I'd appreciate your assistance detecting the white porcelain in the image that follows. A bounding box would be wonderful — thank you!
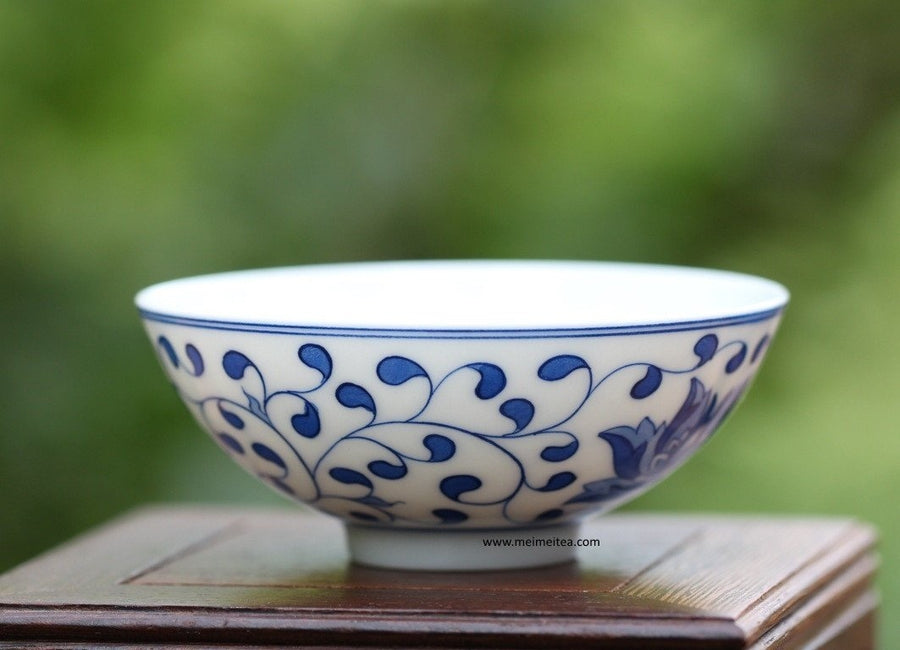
[136,260,788,570]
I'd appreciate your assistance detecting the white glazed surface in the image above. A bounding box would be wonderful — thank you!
[137,261,787,569]
[135,260,788,329]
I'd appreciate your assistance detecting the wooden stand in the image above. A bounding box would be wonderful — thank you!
[0,506,878,648]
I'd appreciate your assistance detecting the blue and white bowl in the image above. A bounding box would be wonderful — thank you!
[136,260,788,570]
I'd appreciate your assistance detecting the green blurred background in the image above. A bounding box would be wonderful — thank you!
[2,0,898,643]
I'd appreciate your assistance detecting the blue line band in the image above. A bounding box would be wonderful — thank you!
[137,307,784,339]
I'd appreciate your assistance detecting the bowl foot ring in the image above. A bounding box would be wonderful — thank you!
[345,522,581,571]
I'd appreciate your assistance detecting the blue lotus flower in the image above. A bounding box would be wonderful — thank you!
[566,378,746,506]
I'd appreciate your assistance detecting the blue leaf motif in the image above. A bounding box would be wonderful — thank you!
[251,442,286,469]
[751,334,770,363]
[185,344,204,375]
[540,440,578,462]
[336,383,376,414]
[537,471,576,492]
[726,343,747,374]
[218,404,245,430]
[368,459,408,480]
[218,433,244,454]
[704,393,719,425]
[565,477,636,504]
[630,365,662,399]
[268,477,294,495]
[329,467,373,489]
[500,398,534,432]
[694,334,718,367]
[538,355,588,381]
[423,434,455,462]
[298,344,332,381]
[290,401,321,438]
[433,508,468,524]
[357,495,396,508]
[655,378,705,452]
[466,363,506,399]
[599,418,657,480]
[350,511,379,522]
[377,356,428,385]
[222,350,253,380]
[246,394,266,421]
[440,474,482,501]
[157,336,179,368]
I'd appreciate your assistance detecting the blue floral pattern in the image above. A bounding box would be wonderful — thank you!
[151,328,773,528]
[564,376,744,506]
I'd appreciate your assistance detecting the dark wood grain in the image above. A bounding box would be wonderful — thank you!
[0,506,878,649]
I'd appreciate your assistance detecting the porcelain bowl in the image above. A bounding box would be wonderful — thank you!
[136,260,788,570]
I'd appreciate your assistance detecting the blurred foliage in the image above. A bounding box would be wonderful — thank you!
[1,0,899,643]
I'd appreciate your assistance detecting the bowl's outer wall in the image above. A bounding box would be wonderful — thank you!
[141,313,782,530]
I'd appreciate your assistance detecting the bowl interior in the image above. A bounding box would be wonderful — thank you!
[135,260,789,330]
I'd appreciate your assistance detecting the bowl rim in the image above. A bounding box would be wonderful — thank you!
[135,260,789,338]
